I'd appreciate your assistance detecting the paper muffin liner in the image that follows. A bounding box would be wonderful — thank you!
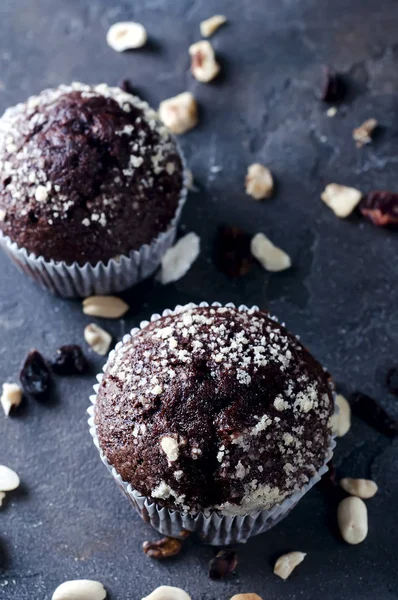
[0,154,188,298]
[88,301,336,545]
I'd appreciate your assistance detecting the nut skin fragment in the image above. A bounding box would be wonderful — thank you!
[106,21,147,52]
[251,233,291,272]
[200,15,227,37]
[245,164,274,200]
[331,394,351,437]
[84,324,112,356]
[321,183,362,218]
[337,496,368,544]
[142,586,191,600]
[0,465,20,492]
[230,595,263,600]
[189,41,220,83]
[83,295,129,319]
[143,536,183,559]
[340,478,378,499]
[1,382,23,416]
[353,118,378,148]
[274,551,306,580]
[52,579,107,600]
[158,92,198,135]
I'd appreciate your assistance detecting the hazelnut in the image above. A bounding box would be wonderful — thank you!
[200,15,227,37]
[158,92,198,135]
[106,21,147,52]
[353,118,378,148]
[321,183,362,218]
[189,41,220,83]
[245,163,274,199]
[251,233,291,272]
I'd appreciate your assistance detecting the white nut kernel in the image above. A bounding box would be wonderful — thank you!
[1,382,23,416]
[0,465,20,492]
[230,595,263,600]
[326,106,337,117]
[321,183,362,218]
[158,92,198,135]
[331,394,351,437]
[337,496,368,544]
[273,551,306,580]
[106,22,147,52]
[251,233,291,272]
[340,477,378,499]
[142,585,191,600]
[52,579,107,600]
[353,118,378,148]
[84,323,112,356]
[189,41,220,83]
[159,232,200,284]
[82,295,129,319]
[200,15,227,38]
[245,163,274,199]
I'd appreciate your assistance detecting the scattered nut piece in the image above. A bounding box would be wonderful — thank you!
[158,92,198,135]
[326,106,337,117]
[52,579,107,600]
[143,536,182,559]
[0,465,20,492]
[230,595,263,600]
[200,15,227,37]
[142,586,191,600]
[340,478,378,499]
[106,21,147,52]
[0,491,5,506]
[209,550,238,580]
[274,551,306,580]
[245,163,274,200]
[321,183,362,218]
[337,496,368,544]
[158,232,200,284]
[185,169,198,192]
[1,383,23,416]
[189,41,220,83]
[84,324,112,356]
[83,295,129,319]
[331,394,351,437]
[251,233,291,272]
[353,118,378,148]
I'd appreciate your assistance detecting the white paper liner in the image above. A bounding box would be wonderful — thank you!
[88,301,336,545]
[0,152,188,298]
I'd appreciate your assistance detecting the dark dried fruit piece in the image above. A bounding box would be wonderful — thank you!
[20,350,51,396]
[359,191,398,228]
[143,536,182,559]
[386,367,398,396]
[209,550,238,580]
[119,78,136,95]
[321,67,346,103]
[213,226,254,278]
[350,392,398,438]
[51,345,89,375]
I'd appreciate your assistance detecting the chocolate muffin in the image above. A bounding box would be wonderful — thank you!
[94,304,334,516]
[0,83,186,295]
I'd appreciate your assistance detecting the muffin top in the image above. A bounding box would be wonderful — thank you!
[0,83,183,265]
[95,304,334,515]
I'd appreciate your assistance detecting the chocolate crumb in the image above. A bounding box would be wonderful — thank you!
[359,191,398,228]
[51,345,89,375]
[321,67,346,103]
[20,350,51,396]
[143,536,183,559]
[386,367,398,397]
[209,550,238,580]
[350,392,398,438]
[213,226,254,278]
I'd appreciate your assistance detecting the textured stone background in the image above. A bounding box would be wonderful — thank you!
[0,0,397,599]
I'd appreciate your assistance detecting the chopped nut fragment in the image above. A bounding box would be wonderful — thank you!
[185,168,198,192]
[337,496,368,544]
[230,595,263,600]
[1,382,23,416]
[321,183,362,218]
[158,92,198,135]
[340,477,378,499]
[353,118,378,148]
[0,465,20,492]
[106,21,147,52]
[245,163,274,199]
[158,232,200,284]
[52,579,107,600]
[251,233,291,272]
[142,586,191,600]
[200,15,227,37]
[189,40,220,83]
[326,106,337,117]
[143,536,183,559]
[84,323,112,356]
[83,295,129,319]
[331,394,351,437]
[274,551,306,580]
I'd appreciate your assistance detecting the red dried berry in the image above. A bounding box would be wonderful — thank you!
[209,550,238,580]
[51,345,89,375]
[213,226,254,278]
[321,67,346,103]
[350,392,398,438]
[359,191,398,228]
[20,350,51,396]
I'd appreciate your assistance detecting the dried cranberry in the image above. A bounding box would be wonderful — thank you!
[142,536,182,559]
[213,226,254,278]
[209,550,238,580]
[119,78,135,95]
[20,350,51,396]
[51,345,89,375]
[359,191,398,228]
[321,67,346,102]
[350,392,398,438]
[386,367,398,396]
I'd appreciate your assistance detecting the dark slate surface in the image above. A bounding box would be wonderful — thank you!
[0,1,397,598]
